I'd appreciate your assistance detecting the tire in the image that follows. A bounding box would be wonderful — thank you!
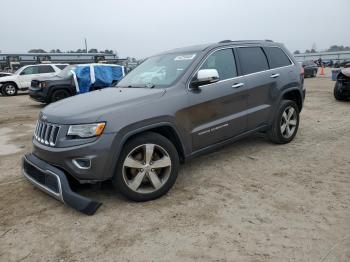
[50,89,70,103]
[113,132,180,202]
[2,83,17,96]
[333,82,345,101]
[267,100,300,144]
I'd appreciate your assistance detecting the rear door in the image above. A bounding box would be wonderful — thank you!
[263,46,295,106]
[236,46,278,130]
[186,48,248,151]
[38,65,56,77]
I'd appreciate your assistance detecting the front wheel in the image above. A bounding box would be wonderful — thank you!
[50,89,70,103]
[113,132,179,202]
[267,100,300,144]
[2,83,17,96]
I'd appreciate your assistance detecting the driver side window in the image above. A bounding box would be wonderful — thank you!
[20,66,39,75]
[200,49,237,80]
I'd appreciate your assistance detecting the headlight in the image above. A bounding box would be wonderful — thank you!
[67,122,106,138]
[39,82,48,88]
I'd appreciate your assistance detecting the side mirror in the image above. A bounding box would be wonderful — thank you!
[191,69,219,88]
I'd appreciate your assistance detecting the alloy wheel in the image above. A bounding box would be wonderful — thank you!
[122,143,172,193]
[280,106,297,138]
[5,85,16,95]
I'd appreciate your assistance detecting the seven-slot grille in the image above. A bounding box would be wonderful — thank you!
[34,121,60,146]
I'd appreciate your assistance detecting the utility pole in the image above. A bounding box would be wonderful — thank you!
[85,38,88,53]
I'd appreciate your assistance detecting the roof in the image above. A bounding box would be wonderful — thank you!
[159,40,279,55]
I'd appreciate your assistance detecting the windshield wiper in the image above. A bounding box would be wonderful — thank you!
[116,84,156,89]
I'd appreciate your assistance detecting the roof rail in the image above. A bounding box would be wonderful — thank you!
[218,39,274,44]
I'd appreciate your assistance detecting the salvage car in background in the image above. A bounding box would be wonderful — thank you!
[302,60,318,77]
[29,64,125,103]
[0,64,68,96]
[334,68,350,101]
[0,72,12,78]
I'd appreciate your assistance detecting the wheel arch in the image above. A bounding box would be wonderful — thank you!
[281,88,303,112]
[119,123,186,163]
[2,81,18,89]
[48,86,74,97]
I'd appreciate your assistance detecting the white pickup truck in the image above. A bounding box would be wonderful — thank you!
[0,64,68,96]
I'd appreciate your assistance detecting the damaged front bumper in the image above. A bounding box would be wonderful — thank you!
[22,153,102,215]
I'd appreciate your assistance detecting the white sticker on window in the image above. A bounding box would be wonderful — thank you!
[174,54,196,61]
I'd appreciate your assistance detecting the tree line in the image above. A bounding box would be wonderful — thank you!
[27,48,116,54]
[294,44,350,54]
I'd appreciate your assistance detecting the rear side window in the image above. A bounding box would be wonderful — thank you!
[38,65,55,73]
[200,48,237,80]
[264,47,292,68]
[237,47,269,74]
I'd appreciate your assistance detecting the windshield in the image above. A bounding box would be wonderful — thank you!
[56,65,76,78]
[14,67,23,75]
[117,52,197,88]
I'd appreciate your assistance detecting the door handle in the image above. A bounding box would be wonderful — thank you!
[232,83,244,88]
[270,73,280,78]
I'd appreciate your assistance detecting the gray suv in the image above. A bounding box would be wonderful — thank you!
[22,40,305,214]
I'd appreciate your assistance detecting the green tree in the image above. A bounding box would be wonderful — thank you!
[28,49,47,53]
[88,48,98,53]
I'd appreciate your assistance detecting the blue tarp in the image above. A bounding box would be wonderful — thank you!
[74,64,124,94]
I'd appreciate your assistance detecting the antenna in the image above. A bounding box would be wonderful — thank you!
[85,38,88,53]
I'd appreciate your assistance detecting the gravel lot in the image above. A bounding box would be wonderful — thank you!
[0,70,349,262]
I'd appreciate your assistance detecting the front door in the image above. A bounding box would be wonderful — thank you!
[184,48,248,151]
[18,66,39,88]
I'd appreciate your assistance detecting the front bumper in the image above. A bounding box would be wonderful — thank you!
[29,86,47,103]
[22,153,102,215]
[32,132,118,182]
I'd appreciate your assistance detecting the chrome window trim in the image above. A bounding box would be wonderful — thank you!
[187,45,295,90]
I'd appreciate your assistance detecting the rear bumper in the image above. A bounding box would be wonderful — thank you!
[22,153,102,215]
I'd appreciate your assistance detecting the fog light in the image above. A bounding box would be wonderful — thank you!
[72,158,91,169]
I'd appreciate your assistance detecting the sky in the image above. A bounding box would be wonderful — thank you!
[1,0,349,58]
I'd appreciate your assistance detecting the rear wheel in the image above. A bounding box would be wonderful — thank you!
[50,89,70,103]
[267,100,300,144]
[113,132,179,202]
[2,83,17,96]
[333,82,345,101]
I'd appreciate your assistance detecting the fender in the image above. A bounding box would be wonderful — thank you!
[268,87,303,125]
[48,85,75,98]
[1,81,18,88]
[105,121,186,180]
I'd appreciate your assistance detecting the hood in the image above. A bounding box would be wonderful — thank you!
[32,75,67,82]
[42,87,165,124]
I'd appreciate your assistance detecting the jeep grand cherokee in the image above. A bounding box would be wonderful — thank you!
[22,40,305,214]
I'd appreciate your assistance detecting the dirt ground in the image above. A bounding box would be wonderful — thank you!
[0,69,349,262]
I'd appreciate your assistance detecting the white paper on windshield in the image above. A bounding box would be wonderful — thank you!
[174,54,196,61]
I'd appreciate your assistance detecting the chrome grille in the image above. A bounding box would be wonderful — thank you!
[34,121,60,146]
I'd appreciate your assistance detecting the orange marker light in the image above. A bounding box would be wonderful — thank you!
[95,123,106,136]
